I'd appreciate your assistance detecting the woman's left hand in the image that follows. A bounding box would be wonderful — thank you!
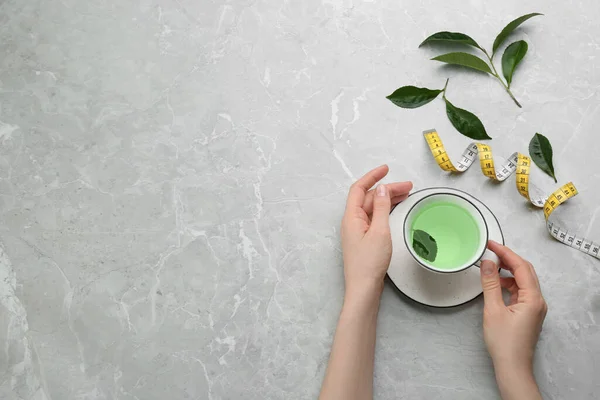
[341,165,413,298]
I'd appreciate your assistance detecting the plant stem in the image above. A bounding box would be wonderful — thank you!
[483,50,522,108]
[442,78,449,100]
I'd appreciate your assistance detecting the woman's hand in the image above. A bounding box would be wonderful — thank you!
[341,165,413,299]
[480,240,547,400]
[319,165,412,400]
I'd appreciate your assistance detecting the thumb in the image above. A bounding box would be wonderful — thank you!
[480,260,504,309]
[370,184,391,233]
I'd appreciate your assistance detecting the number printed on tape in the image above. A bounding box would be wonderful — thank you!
[423,129,599,260]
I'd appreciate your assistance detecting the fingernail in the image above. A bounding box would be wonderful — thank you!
[377,184,386,197]
[481,261,496,276]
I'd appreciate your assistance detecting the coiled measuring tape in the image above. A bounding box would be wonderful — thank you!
[424,129,600,259]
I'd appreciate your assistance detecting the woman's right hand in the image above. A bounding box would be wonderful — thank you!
[480,240,548,400]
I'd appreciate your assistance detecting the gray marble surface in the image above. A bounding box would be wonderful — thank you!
[1,0,599,399]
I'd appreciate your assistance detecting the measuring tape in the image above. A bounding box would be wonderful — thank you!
[423,129,600,259]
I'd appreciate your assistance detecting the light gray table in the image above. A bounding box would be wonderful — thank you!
[1,1,599,399]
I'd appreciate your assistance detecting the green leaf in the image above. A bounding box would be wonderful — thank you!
[431,52,492,74]
[493,13,543,54]
[529,133,557,182]
[502,40,528,87]
[386,86,443,109]
[412,230,438,262]
[445,98,492,140]
[420,31,482,50]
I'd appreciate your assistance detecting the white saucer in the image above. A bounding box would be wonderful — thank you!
[387,187,504,308]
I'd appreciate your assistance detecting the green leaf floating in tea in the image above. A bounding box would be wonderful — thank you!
[412,230,438,262]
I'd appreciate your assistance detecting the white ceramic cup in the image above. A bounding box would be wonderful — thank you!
[403,192,499,273]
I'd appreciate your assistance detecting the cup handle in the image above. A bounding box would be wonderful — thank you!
[475,249,500,268]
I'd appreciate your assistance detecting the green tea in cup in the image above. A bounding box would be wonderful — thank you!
[403,193,498,273]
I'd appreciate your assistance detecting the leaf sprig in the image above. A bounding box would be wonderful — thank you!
[387,79,491,140]
[420,13,543,108]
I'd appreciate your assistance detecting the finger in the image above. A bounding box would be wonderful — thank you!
[366,193,409,217]
[390,193,410,207]
[488,241,540,291]
[528,261,541,290]
[480,260,504,309]
[369,184,391,233]
[363,181,413,214]
[500,277,519,305]
[366,194,409,219]
[500,277,517,292]
[345,165,389,211]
